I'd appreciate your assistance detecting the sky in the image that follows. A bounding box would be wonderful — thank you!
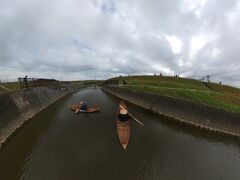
[0,0,240,87]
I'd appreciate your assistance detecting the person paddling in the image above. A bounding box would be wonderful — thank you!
[74,101,88,113]
[118,105,131,122]
[79,101,88,112]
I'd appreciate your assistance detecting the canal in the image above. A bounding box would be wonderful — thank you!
[0,87,240,180]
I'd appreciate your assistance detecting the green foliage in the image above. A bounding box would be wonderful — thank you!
[1,82,20,91]
[112,75,240,113]
[128,76,210,90]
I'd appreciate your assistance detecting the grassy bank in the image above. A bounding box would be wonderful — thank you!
[0,82,20,91]
[108,76,240,113]
[1,80,103,92]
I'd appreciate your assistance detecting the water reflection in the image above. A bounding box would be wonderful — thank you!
[0,87,239,180]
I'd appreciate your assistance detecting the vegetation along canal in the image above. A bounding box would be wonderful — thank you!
[0,87,240,179]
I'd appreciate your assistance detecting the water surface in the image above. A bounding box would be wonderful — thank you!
[0,87,240,180]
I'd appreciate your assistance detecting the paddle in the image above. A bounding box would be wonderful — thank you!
[128,112,144,126]
[119,105,144,126]
[69,105,80,114]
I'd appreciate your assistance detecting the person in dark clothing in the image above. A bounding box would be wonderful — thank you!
[123,79,128,85]
[80,101,88,112]
[118,106,131,122]
[74,101,88,113]
[24,75,28,88]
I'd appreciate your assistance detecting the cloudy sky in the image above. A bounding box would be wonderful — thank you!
[0,0,240,86]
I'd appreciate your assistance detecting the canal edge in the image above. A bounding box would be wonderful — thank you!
[0,89,75,152]
[102,85,240,138]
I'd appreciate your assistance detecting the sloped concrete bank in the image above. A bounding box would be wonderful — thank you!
[0,87,72,150]
[103,85,240,137]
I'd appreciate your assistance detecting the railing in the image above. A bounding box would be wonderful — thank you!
[18,78,59,88]
[102,79,119,85]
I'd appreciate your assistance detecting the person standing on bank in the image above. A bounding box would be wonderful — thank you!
[24,75,28,88]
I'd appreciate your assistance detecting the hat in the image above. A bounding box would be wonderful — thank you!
[120,108,128,115]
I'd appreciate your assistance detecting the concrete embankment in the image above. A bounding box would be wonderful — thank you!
[103,85,240,137]
[0,87,71,150]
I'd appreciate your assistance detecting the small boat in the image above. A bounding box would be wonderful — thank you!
[116,100,130,150]
[70,105,100,113]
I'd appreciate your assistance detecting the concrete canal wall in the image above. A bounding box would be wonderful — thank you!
[0,87,70,150]
[103,85,240,137]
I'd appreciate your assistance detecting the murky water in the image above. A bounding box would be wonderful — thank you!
[0,87,240,180]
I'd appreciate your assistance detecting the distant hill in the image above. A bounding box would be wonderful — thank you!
[105,75,240,113]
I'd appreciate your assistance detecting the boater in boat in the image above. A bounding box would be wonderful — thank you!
[70,101,100,113]
[118,105,131,122]
[117,101,131,150]
[79,101,88,112]
[75,101,88,113]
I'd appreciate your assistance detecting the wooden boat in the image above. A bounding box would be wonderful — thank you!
[70,105,100,113]
[116,100,130,150]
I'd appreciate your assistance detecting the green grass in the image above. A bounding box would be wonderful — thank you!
[107,76,240,113]
[1,82,21,91]
[128,75,210,91]
[207,82,240,96]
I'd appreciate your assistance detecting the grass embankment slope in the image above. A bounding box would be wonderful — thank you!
[109,76,240,113]
[0,82,20,91]
[1,80,103,91]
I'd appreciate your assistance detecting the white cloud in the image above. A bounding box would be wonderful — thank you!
[166,35,182,54]
[190,35,208,58]
[152,64,174,75]
[211,48,221,58]
[0,0,240,87]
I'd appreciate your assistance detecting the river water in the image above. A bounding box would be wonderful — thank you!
[0,87,240,180]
